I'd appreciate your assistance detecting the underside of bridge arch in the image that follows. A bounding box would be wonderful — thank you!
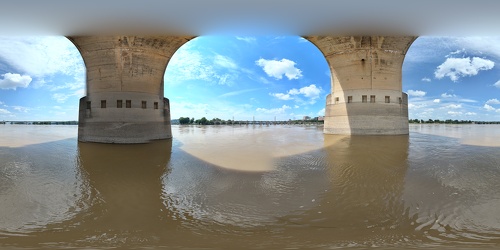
[68,36,194,143]
[306,36,417,135]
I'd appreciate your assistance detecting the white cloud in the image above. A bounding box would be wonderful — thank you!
[0,37,85,108]
[0,73,32,90]
[236,36,256,43]
[52,89,84,103]
[295,84,322,99]
[270,84,322,103]
[12,106,30,112]
[317,108,325,116]
[447,111,463,116]
[433,99,441,103]
[0,36,84,85]
[52,93,70,103]
[453,37,500,61]
[494,80,500,88]
[459,98,477,103]
[271,93,293,100]
[47,81,85,92]
[214,54,237,69]
[407,89,426,97]
[441,93,457,98]
[447,49,466,56]
[465,112,477,116]
[445,104,462,109]
[218,88,262,98]
[167,46,205,80]
[165,44,242,86]
[484,104,496,111]
[421,77,431,82]
[255,105,291,115]
[486,98,500,105]
[0,108,10,114]
[434,57,495,82]
[257,77,272,84]
[408,103,426,109]
[407,37,500,65]
[294,105,299,108]
[255,58,302,80]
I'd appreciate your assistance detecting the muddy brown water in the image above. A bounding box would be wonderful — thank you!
[1,124,500,249]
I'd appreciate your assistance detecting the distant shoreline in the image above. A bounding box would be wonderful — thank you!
[409,119,500,125]
[2,120,499,126]
[0,121,78,125]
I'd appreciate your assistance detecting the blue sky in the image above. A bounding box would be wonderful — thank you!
[0,36,499,121]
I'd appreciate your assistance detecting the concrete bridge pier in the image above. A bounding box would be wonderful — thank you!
[307,36,416,135]
[69,36,192,143]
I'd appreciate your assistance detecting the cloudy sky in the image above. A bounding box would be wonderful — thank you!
[0,36,499,121]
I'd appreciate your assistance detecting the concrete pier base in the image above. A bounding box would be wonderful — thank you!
[324,92,409,135]
[78,96,172,143]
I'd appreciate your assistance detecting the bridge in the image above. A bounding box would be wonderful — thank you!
[2,0,499,143]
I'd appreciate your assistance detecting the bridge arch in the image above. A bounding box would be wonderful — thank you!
[67,36,193,143]
[67,35,416,143]
[305,36,418,135]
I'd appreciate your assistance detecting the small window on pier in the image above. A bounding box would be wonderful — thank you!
[335,97,339,104]
[399,97,402,104]
[126,100,131,108]
[362,95,367,103]
[370,95,376,103]
[86,101,91,109]
[142,101,147,109]
[117,100,123,108]
[101,100,106,108]
[347,96,352,103]
[385,96,390,103]
[154,102,158,109]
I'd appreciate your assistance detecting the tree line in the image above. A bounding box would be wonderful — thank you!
[409,119,500,124]
[179,117,233,125]
[1,121,78,125]
[178,117,324,125]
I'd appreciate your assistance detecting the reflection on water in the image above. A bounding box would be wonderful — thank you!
[175,125,327,171]
[0,137,84,235]
[0,139,175,247]
[405,129,500,245]
[273,135,412,248]
[74,140,174,243]
[0,125,500,249]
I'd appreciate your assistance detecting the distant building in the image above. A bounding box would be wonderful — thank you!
[303,116,311,120]
[318,116,324,121]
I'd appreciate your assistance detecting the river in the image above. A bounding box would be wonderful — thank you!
[1,124,500,249]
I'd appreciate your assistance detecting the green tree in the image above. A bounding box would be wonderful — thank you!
[199,117,208,125]
[179,117,190,124]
